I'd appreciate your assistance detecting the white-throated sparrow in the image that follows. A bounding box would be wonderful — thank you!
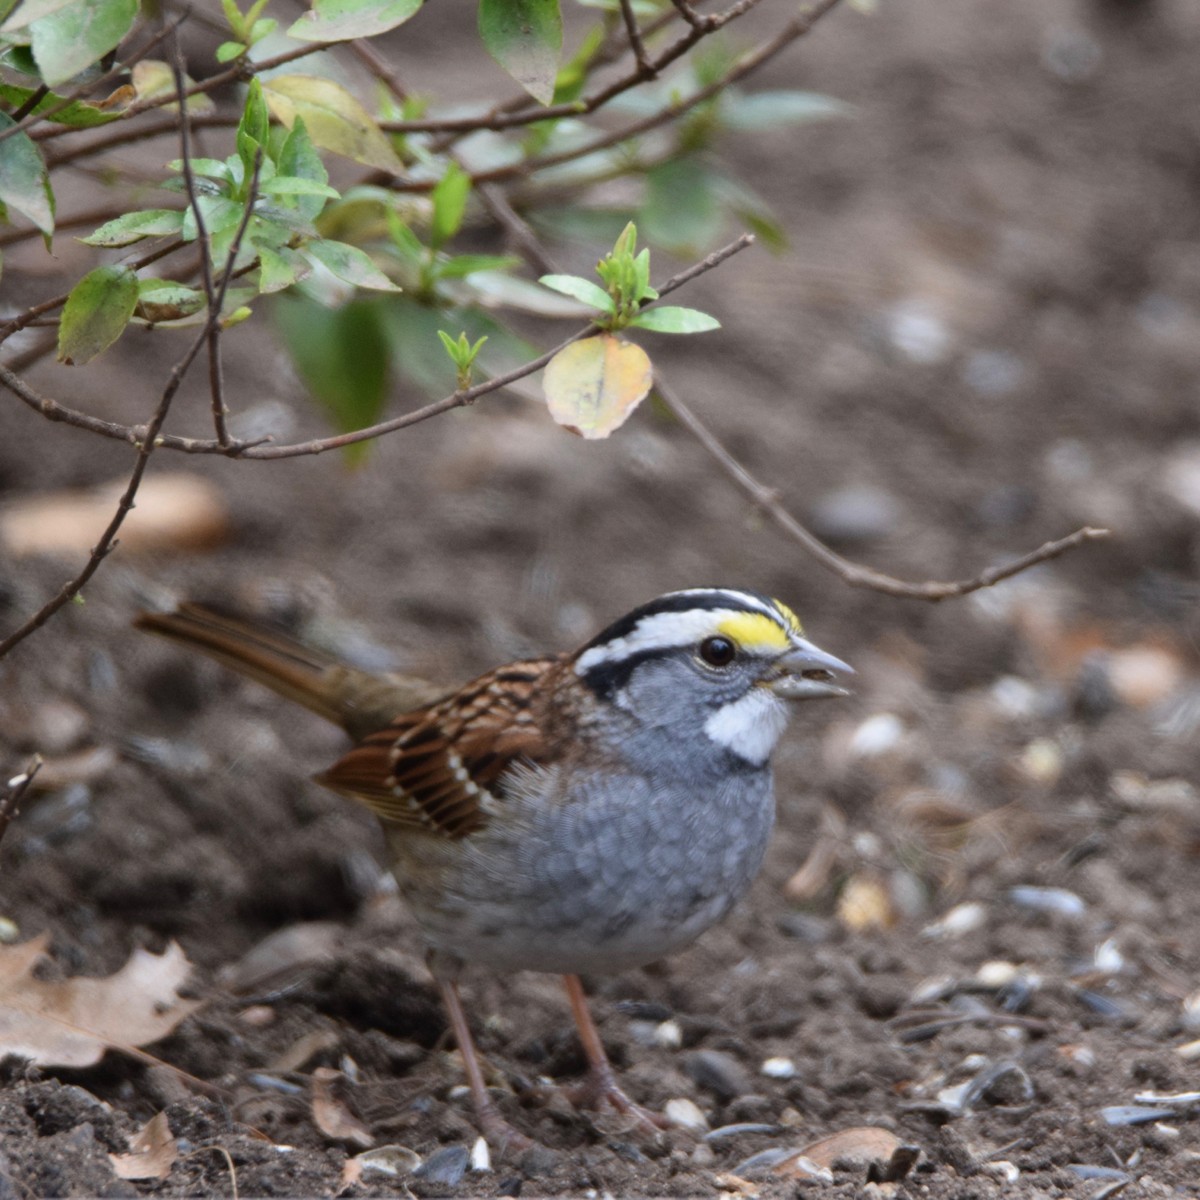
[136,588,851,1149]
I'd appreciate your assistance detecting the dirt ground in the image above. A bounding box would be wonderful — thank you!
[2,0,1200,1195]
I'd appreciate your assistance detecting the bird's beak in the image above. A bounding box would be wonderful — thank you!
[766,637,854,701]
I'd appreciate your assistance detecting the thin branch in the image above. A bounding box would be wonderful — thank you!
[671,0,717,32]
[386,0,770,139]
[653,374,1111,600]
[10,85,49,123]
[1,235,755,460]
[0,757,41,856]
[0,165,263,659]
[462,0,842,190]
[170,36,230,445]
[618,0,656,76]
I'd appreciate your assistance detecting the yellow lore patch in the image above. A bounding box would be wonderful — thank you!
[717,606,801,653]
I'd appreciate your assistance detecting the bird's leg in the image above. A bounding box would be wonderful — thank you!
[560,974,670,1131]
[437,979,533,1155]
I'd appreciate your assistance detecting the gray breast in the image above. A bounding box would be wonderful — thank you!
[394,764,776,976]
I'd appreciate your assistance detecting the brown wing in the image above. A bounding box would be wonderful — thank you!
[314,658,560,838]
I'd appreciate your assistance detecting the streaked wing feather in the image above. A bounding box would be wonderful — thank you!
[315,657,559,838]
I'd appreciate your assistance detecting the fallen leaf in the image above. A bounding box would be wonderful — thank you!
[311,1066,373,1148]
[543,334,653,438]
[836,873,896,932]
[0,935,200,1068]
[798,1126,902,1170]
[0,473,229,560]
[109,1111,178,1180]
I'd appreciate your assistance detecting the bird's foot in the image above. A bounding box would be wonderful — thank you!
[476,1102,536,1158]
[564,1063,670,1134]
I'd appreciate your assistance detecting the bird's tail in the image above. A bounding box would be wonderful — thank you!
[134,603,442,739]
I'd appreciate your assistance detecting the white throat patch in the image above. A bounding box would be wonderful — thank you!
[703,687,789,765]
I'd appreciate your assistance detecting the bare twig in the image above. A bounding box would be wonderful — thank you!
[169,37,230,445]
[1,235,755,461]
[0,757,41,855]
[618,0,656,76]
[671,0,717,32]
[653,373,1111,600]
[10,85,50,123]
[461,0,842,190]
[0,163,263,660]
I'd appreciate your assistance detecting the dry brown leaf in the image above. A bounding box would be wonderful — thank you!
[311,1067,373,1148]
[0,934,200,1067]
[798,1125,902,1170]
[0,473,229,560]
[109,1111,178,1180]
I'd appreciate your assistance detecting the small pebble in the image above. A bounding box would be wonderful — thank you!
[983,1161,1020,1183]
[922,902,986,939]
[1008,885,1085,917]
[654,1018,683,1049]
[974,960,1019,988]
[1100,1106,1175,1127]
[1017,738,1062,785]
[760,1057,796,1080]
[414,1145,469,1187]
[1174,1038,1200,1061]
[691,1143,716,1167]
[847,713,905,758]
[808,485,900,543]
[0,917,19,944]
[470,1137,490,1172]
[664,1097,709,1133]
[705,1123,780,1143]
[354,1145,421,1177]
[1092,938,1124,975]
[684,1049,754,1101]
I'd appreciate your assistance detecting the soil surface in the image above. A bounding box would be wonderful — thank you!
[3,0,1200,1196]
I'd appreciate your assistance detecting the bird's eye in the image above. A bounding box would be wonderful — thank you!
[699,636,736,667]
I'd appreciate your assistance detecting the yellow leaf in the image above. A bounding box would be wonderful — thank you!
[130,61,214,114]
[543,334,652,439]
[262,74,402,172]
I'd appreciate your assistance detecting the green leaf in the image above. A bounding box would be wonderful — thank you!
[543,333,652,438]
[629,305,720,334]
[276,117,329,221]
[478,0,562,106]
[262,75,403,172]
[82,208,183,247]
[134,278,205,323]
[641,156,721,256]
[274,294,392,463]
[435,253,520,280]
[430,162,469,249]
[0,112,53,234]
[166,157,232,181]
[287,0,422,42]
[261,176,340,199]
[256,243,310,293]
[181,195,243,242]
[305,239,400,291]
[57,264,138,364]
[215,40,245,62]
[29,0,137,87]
[0,82,119,127]
[237,77,270,185]
[721,89,850,132]
[538,273,613,313]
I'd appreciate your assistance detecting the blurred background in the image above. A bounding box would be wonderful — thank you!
[1,0,1198,1192]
